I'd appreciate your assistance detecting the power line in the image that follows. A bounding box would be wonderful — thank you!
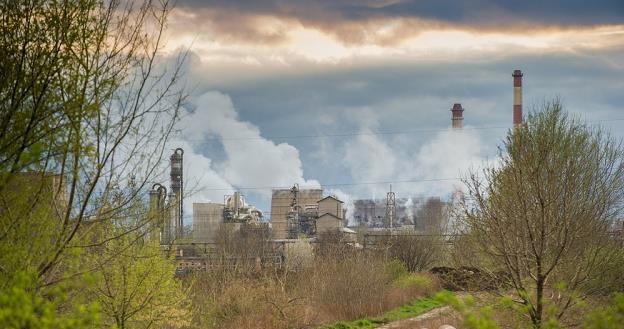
[179,125,510,143]
[193,177,461,191]
[178,118,624,143]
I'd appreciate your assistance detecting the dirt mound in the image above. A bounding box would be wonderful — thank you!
[430,266,502,291]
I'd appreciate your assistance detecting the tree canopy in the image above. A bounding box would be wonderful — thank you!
[459,100,624,328]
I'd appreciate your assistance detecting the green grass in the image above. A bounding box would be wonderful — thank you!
[320,297,444,329]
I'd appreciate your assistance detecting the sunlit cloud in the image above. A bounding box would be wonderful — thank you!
[164,12,624,66]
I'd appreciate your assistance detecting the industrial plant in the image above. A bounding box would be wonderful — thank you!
[148,69,527,269]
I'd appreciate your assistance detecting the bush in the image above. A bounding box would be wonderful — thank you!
[584,293,624,329]
[386,234,443,272]
[188,238,441,328]
[302,255,392,320]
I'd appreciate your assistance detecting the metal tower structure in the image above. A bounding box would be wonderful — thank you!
[170,148,184,240]
[385,185,396,229]
[287,184,300,238]
[148,183,168,243]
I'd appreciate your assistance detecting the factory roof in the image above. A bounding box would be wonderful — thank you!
[318,213,342,220]
[318,195,344,203]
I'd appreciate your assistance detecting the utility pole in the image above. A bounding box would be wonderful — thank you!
[385,185,396,230]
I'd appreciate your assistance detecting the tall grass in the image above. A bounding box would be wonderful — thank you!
[186,240,441,329]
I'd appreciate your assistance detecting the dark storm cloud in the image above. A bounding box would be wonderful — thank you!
[179,0,624,24]
[336,1,624,26]
[176,0,624,44]
[169,0,624,46]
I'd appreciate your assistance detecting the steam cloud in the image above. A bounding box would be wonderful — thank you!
[177,91,320,215]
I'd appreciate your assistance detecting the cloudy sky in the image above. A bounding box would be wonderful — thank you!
[160,0,624,222]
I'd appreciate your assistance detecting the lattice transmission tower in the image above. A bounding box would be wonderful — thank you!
[385,185,396,229]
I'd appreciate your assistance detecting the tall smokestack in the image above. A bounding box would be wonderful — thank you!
[170,148,184,239]
[451,103,464,129]
[513,69,523,125]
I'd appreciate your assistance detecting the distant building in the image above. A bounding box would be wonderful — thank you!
[316,196,345,234]
[352,198,420,228]
[1,172,67,220]
[270,187,323,239]
[352,196,449,232]
[192,192,263,244]
[192,203,224,243]
[317,213,343,233]
[270,186,347,239]
[318,196,344,219]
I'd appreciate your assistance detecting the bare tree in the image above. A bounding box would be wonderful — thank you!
[458,101,624,328]
[387,234,441,272]
[382,197,448,272]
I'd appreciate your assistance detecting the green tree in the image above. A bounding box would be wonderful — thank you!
[86,234,189,329]
[0,0,184,286]
[0,270,100,329]
[458,101,624,328]
[78,176,190,329]
[0,0,186,325]
[584,293,624,329]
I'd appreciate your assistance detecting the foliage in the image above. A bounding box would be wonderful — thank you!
[0,0,184,287]
[458,101,624,328]
[436,292,624,329]
[385,234,443,272]
[86,236,190,329]
[79,181,191,329]
[188,238,440,329]
[584,293,624,329]
[393,273,433,290]
[435,291,501,329]
[0,270,99,329]
[0,0,185,325]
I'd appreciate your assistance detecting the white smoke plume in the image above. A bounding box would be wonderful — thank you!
[339,113,488,224]
[179,91,319,203]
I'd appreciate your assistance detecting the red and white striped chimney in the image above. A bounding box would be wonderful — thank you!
[512,70,523,125]
[451,103,464,129]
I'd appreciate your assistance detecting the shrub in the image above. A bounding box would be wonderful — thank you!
[584,293,624,329]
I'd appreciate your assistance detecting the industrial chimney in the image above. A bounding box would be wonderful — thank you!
[451,103,464,129]
[513,70,523,125]
[170,148,184,239]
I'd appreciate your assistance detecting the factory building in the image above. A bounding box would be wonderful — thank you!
[270,186,347,239]
[318,196,343,219]
[192,203,224,243]
[192,192,264,244]
[270,186,323,239]
[316,196,345,233]
[1,172,68,222]
[352,196,450,233]
[353,198,419,228]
